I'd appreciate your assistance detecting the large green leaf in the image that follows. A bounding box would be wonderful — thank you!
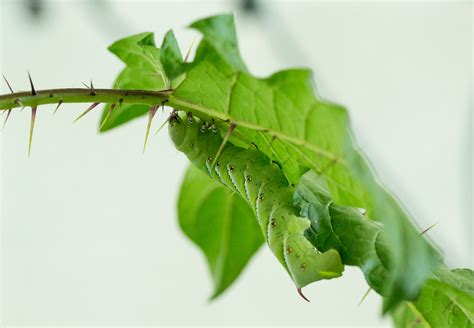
[99,32,167,132]
[168,14,441,310]
[392,267,474,327]
[99,14,443,311]
[294,170,390,295]
[178,165,263,299]
[295,170,473,327]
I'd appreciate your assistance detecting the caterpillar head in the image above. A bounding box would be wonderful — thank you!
[168,111,200,153]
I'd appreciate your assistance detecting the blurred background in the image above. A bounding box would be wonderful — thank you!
[0,0,471,326]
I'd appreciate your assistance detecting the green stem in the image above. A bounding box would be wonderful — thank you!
[0,88,170,110]
[0,87,341,163]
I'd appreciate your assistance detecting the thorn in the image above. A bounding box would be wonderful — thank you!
[211,122,236,169]
[357,288,372,307]
[73,103,99,123]
[81,81,89,89]
[184,37,197,63]
[153,115,171,136]
[297,287,310,302]
[143,106,158,153]
[28,71,37,95]
[420,222,439,235]
[53,100,63,115]
[2,74,14,93]
[2,109,12,129]
[99,103,116,130]
[28,106,37,157]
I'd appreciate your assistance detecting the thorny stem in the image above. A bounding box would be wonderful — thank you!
[0,87,341,163]
[0,88,170,110]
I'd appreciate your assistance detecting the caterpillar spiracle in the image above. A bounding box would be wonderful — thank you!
[169,112,344,299]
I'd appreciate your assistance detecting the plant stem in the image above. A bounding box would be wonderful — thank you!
[0,87,341,163]
[0,88,170,110]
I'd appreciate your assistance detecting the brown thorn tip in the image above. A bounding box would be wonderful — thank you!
[297,288,310,302]
[90,80,96,95]
[53,100,63,115]
[420,222,439,235]
[73,102,99,123]
[27,71,36,95]
[28,106,37,157]
[2,74,14,93]
[3,109,12,128]
[184,37,197,63]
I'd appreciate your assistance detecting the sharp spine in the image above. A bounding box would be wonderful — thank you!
[28,106,37,157]
[73,103,99,123]
[143,105,158,153]
[28,72,37,96]
[2,74,14,93]
[53,100,63,115]
[3,109,12,128]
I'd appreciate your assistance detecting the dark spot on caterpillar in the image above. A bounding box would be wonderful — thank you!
[229,165,235,172]
[142,96,145,99]
[169,110,180,124]
[210,124,217,134]
[259,193,265,201]
[186,112,193,124]
[125,91,129,96]
[245,175,252,182]
[301,263,306,271]
[286,247,293,254]
[189,141,195,148]
[270,219,277,228]
[250,142,259,150]
[49,94,53,98]
[200,123,207,132]
[216,161,220,167]
[207,156,213,162]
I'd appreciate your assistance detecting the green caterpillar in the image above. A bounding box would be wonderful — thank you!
[168,112,344,299]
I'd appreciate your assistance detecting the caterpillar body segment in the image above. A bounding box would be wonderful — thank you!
[169,113,344,291]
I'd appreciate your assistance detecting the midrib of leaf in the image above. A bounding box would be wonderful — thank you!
[167,96,342,162]
[406,302,431,328]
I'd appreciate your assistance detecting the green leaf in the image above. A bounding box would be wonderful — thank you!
[392,267,474,327]
[168,14,442,309]
[160,30,186,87]
[100,14,443,309]
[294,170,391,295]
[294,171,473,326]
[178,165,263,298]
[190,14,247,72]
[99,32,168,132]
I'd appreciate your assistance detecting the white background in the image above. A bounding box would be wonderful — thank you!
[0,1,472,326]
